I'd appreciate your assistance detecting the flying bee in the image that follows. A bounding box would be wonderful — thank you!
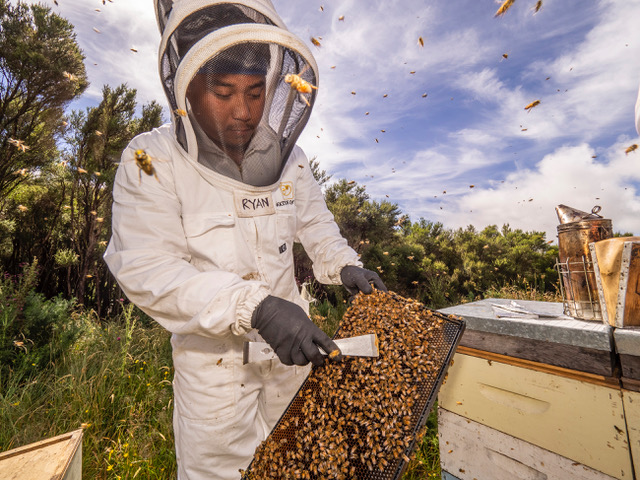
[524,99,540,111]
[174,108,187,117]
[625,144,638,155]
[495,0,516,17]
[418,36,424,47]
[533,0,543,13]
[310,36,322,48]
[284,66,318,107]
[62,71,78,81]
[132,149,160,184]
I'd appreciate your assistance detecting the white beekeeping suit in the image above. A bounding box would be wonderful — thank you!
[103,1,385,479]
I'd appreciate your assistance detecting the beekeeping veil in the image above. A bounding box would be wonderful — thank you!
[155,0,319,185]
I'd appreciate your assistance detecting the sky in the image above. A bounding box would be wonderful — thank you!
[23,0,640,241]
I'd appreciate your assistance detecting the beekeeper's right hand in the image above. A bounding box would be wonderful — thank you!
[251,295,342,367]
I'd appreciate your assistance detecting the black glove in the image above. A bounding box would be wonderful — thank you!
[251,295,342,367]
[340,265,388,295]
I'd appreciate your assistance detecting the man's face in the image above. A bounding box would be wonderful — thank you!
[186,73,266,158]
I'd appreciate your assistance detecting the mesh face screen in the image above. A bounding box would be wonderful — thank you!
[185,42,315,177]
[160,4,275,150]
[242,290,465,480]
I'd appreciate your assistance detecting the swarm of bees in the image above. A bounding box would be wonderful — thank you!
[242,290,463,480]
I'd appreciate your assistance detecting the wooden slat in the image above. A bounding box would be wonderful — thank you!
[459,328,615,376]
[438,408,620,480]
[621,377,640,393]
[438,353,632,479]
[620,353,640,382]
[457,346,619,388]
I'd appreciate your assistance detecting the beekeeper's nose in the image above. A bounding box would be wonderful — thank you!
[232,96,251,121]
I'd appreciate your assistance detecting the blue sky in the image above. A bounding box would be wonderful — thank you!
[27,0,640,240]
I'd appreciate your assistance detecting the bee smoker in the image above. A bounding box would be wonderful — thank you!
[555,205,612,321]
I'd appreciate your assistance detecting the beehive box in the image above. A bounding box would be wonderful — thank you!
[242,290,464,480]
[0,429,83,480]
[438,408,619,480]
[438,353,632,479]
[439,298,616,377]
[622,389,640,476]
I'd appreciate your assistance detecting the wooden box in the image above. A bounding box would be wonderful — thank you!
[0,429,83,480]
[438,408,619,480]
[623,389,640,476]
[591,238,640,327]
[438,353,632,479]
[439,299,616,377]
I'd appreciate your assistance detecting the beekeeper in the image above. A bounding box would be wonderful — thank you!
[104,1,386,479]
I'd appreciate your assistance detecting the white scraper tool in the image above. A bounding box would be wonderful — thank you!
[243,333,379,365]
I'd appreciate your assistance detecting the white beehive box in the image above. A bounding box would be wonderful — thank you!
[438,408,619,480]
[438,353,632,479]
[0,429,83,480]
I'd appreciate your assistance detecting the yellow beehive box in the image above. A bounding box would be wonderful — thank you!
[438,353,632,479]
[0,429,83,480]
[623,389,640,477]
[438,408,619,480]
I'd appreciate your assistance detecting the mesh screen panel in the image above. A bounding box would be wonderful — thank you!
[242,290,465,480]
[160,4,274,113]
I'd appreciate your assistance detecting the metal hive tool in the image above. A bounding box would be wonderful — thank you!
[242,290,465,480]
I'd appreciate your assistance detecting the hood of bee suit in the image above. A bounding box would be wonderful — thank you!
[155,0,319,186]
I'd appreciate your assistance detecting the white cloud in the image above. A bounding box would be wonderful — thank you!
[439,141,640,240]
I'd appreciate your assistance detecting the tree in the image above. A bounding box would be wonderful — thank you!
[2,85,163,315]
[59,85,163,312]
[0,0,87,197]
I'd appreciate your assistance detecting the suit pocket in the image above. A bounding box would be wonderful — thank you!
[182,213,236,270]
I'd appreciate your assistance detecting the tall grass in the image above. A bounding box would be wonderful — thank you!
[0,299,175,479]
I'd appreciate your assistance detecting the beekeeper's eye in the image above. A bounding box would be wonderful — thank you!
[213,89,233,99]
[247,85,265,99]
